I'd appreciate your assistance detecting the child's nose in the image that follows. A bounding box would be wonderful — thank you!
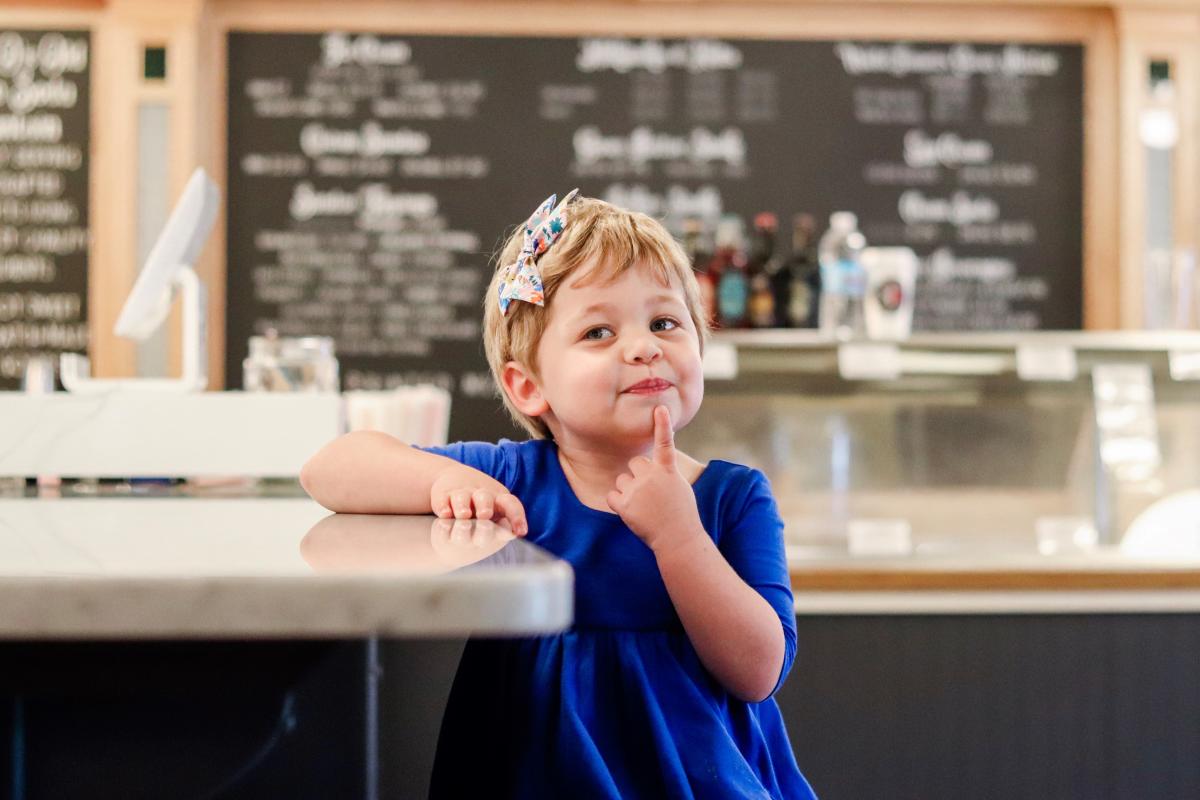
[625,334,663,364]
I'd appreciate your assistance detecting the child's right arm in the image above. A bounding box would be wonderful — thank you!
[300,431,527,534]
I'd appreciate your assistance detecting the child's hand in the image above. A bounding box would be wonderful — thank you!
[430,465,528,537]
[607,405,704,554]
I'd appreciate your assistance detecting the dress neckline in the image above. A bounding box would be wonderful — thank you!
[541,440,716,520]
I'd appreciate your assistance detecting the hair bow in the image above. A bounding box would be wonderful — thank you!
[497,189,579,315]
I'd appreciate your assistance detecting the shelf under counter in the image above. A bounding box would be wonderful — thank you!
[712,329,1200,353]
[789,546,1200,613]
[706,328,1200,382]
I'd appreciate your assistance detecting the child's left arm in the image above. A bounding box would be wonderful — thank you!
[607,407,786,704]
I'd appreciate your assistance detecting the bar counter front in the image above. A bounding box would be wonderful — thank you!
[776,543,1200,800]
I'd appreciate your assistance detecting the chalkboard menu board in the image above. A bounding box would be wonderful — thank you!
[227,32,1083,440]
[0,29,89,390]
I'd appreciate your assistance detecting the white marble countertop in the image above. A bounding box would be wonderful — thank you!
[0,497,573,639]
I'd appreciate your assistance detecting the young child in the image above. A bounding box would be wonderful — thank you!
[301,192,818,799]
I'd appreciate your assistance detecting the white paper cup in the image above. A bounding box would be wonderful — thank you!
[862,247,918,340]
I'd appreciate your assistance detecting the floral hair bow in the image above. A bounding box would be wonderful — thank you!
[497,189,579,315]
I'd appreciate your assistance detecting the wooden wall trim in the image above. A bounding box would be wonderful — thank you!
[89,0,218,379]
[203,0,1200,11]
[0,2,102,13]
[792,567,1200,591]
[9,0,1200,13]
[1115,7,1200,328]
[211,0,1107,41]
[196,4,225,385]
[1083,11,1121,329]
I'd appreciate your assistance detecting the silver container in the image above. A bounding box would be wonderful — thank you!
[243,332,339,392]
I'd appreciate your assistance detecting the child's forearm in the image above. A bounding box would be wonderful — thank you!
[300,430,458,514]
[654,529,785,703]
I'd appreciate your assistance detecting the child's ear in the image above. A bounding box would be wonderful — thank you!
[500,360,550,417]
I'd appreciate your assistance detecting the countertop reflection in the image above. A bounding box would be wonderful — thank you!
[301,515,537,575]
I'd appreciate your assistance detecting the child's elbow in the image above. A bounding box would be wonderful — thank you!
[298,461,329,508]
[754,675,781,704]
[298,460,316,497]
[720,655,781,703]
[733,635,785,703]
[734,674,778,705]
[299,433,355,502]
[299,454,338,508]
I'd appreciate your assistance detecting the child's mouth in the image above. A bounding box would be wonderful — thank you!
[623,378,672,394]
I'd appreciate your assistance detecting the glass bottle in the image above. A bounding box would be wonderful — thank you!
[785,213,820,328]
[713,214,749,329]
[684,217,717,328]
[747,212,779,328]
[817,211,867,340]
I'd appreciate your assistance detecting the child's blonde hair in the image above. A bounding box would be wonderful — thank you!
[483,195,710,439]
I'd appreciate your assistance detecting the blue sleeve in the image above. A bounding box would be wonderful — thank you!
[718,469,797,699]
[417,441,514,490]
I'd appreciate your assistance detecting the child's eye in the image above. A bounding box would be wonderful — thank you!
[583,326,613,341]
[650,317,679,332]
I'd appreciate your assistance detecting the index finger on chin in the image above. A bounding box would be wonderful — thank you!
[652,405,676,466]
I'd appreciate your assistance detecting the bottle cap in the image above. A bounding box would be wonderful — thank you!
[753,211,778,231]
[830,211,858,230]
[714,214,744,248]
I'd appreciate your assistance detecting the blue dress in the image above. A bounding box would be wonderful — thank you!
[422,438,817,799]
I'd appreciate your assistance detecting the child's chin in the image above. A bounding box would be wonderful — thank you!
[594,422,655,446]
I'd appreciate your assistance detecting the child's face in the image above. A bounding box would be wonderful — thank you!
[532,260,704,447]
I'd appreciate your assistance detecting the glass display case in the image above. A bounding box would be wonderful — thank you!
[676,331,1200,560]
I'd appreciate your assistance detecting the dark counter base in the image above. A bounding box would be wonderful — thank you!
[778,614,1200,800]
[6,615,1196,799]
[1,641,370,800]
